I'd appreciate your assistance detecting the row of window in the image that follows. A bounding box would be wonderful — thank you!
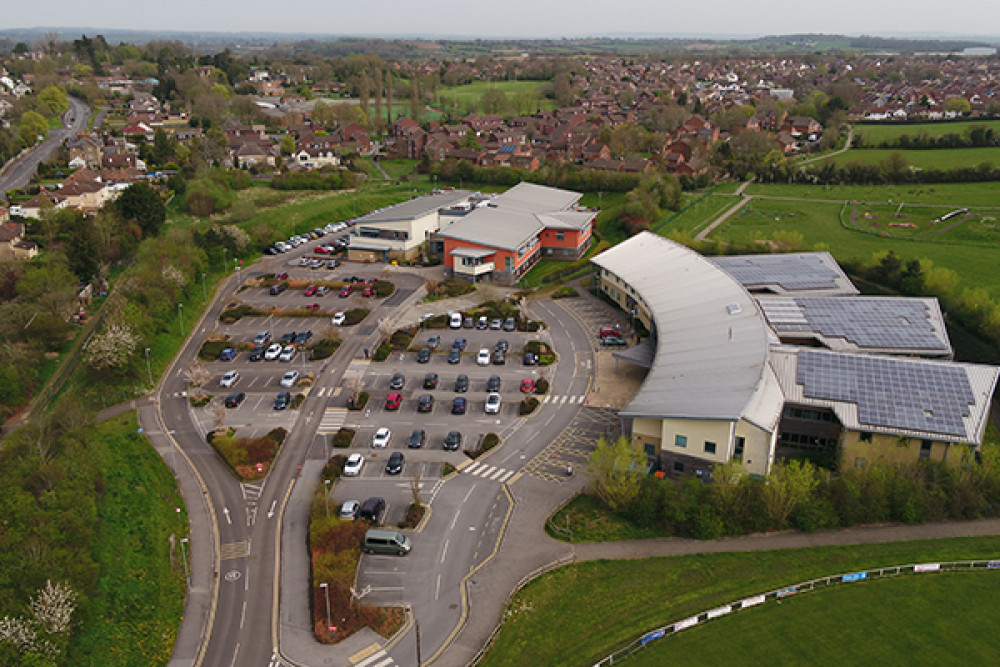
[674,434,717,455]
[778,431,837,451]
[782,406,836,422]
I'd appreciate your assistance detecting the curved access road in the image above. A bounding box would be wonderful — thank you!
[0,96,89,197]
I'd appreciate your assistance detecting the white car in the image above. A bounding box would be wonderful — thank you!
[279,345,297,362]
[220,370,240,388]
[280,370,300,387]
[331,312,346,326]
[264,343,283,361]
[477,349,491,366]
[485,392,501,414]
[371,427,391,449]
[343,453,364,477]
[449,312,462,329]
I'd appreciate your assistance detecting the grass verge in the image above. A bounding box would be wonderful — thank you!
[546,494,662,542]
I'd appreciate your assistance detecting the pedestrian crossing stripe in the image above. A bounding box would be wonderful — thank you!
[221,541,249,560]
[241,483,263,503]
[352,648,396,667]
[540,395,586,404]
[463,461,514,483]
[317,407,349,433]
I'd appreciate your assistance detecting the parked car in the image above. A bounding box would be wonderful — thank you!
[339,285,353,297]
[220,370,240,388]
[253,331,271,345]
[463,316,474,329]
[273,391,291,410]
[523,352,538,366]
[326,259,339,270]
[450,312,463,329]
[408,429,426,449]
[417,347,431,363]
[304,285,318,297]
[385,452,405,475]
[218,348,237,362]
[492,349,506,365]
[452,338,467,351]
[372,427,392,449]
[298,257,309,266]
[279,331,297,345]
[389,372,406,390]
[280,370,300,387]
[490,318,503,330]
[310,258,324,269]
[224,392,246,408]
[495,339,509,352]
[417,394,434,413]
[520,378,535,393]
[359,497,385,523]
[454,374,469,392]
[362,286,374,297]
[264,344,283,361]
[485,392,501,414]
[477,316,488,329]
[602,335,628,346]
[503,317,517,332]
[279,346,297,362]
[599,326,623,339]
[331,312,346,326]
[339,500,360,521]
[476,349,491,366]
[343,453,365,477]
[385,392,402,410]
[448,348,461,364]
[294,330,313,345]
[427,335,441,349]
[443,431,462,451]
[451,397,467,415]
[313,245,330,254]
[423,372,439,389]
[269,284,287,296]
[304,303,320,311]
[274,272,289,280]
[249,345,266,361]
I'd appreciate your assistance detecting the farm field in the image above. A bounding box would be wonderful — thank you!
[744,182,1000,208]
[479,536,1000,667]
[854,120,1000,145]
[627,572,1000,666]
[811,146,1000,170]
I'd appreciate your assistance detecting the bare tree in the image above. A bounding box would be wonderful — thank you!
[424,279,439,296]
[409,469,423,507]
[208,401,227,434]
[343,373,364,407]
[376,317,395,348]
[184,359,211,387]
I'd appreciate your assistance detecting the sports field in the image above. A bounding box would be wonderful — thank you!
[812,146,1000,170]
[854,120,1000,146]
[626,572,1000,666]
[743,182,1000,208]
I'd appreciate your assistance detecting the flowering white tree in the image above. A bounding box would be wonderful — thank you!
[30,580,77,635]
[161,264,187,291]
[0,580,78,660]
[83,323,140,373]
[184,359,211,387]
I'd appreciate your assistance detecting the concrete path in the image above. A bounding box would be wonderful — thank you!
[694,195,751,241]
[796,125,855,167]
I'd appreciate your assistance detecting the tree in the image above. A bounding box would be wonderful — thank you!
[18,110,48,146]
[83,323,140,374]
[280,134,296,156]
[116,182,165,238]
[409,76,421,120]
[184,359,210,387]
[586,436,646,512]
[38,85,70,117]
[945,97,972,114]
[761,459,819,528]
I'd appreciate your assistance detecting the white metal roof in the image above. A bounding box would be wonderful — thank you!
[450,247,496,259]
[352,190,472,224]
[592,232,771,422]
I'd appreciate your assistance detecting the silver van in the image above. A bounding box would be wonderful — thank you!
[363,529,412,556]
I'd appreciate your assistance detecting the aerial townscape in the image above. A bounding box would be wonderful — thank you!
[4,4,1000,665]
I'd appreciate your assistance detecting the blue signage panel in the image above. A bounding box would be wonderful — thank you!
[641,628,666,645]
[841,571,868,583]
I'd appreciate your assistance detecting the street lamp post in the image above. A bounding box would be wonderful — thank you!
[201,272,207,301]
[144,347,153,387]
[267,313,274,339]
[223,247,228,273]
[180,537,191,590]
[324,479,331,518]
[320,582,332,635]
[177,303,185,337]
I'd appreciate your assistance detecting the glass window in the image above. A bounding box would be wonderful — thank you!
[673,461,685,474]
[855,457,867,470]
[675,435,687,448]
[860,431,873,443]
[704,441,716,455]
[556,231,565,241]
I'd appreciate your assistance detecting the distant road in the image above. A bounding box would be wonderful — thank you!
[0,96,90,199]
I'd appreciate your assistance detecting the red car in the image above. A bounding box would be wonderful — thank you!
[304,285,318,297]
[385,392,402,410]
[305,303,321,311]
[274,272,289,280]
[365,277,377,285]
[313,245,330,254]
[362,287,375,297]
[339,284,353,297]
[520,378,535,393]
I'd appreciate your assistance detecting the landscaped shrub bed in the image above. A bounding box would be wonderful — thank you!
[198,339,231,360]
[344,308,369,325]
[465,432,501,459]
[332,428,355,448]
[398,503,425,529]
[209,427,287,481]
[309,338,341,360]
[519,397,540,415]
[348,391,369,410]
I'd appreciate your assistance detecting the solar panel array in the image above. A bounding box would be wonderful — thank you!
[713,255,842,291]
[779,298,946,350]
[797,350,974,437]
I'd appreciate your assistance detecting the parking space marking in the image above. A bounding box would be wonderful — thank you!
[522,407,619,484]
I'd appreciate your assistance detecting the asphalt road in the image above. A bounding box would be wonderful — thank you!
[0,96,89,198]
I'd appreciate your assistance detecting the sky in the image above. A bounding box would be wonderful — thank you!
[5,0,1000,40]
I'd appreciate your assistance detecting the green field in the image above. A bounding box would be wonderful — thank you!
[627,572,1000,666]
[744,182,1000,208]
[655,193,740,236]
[479,537,1000,667]
[854,120,1000,145]
[813,146,1000,170]
[435,80,553,114]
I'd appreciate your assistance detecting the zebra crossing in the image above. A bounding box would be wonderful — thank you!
[462,460,515,483]
[540,394,587,405]
[317,407,349,433]
[350,645,397,667]
[241,482,264,505]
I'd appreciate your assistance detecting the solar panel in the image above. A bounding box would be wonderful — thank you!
[713,255,842,291]
[796,350,974,438]
[788,298,947,351]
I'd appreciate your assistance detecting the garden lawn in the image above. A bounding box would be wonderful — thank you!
[627,571,1000,666]
[65,412,188,666]
[708,197,1000,299]
[479,536,1000,667]
[853,120,1000,146]
[546,494,662,542]
[811,146,1000,170]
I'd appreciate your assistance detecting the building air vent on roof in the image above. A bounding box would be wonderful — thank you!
[726,303,742,315]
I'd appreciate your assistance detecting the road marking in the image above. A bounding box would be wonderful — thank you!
[440,539,449,563]
[369,586,404,592]
[317,387,326,397]
[220,541,249,560]
[435,574,441,600]
[223,507,232,524]
[349,644,383,664]
[461,486,476,503]
[229,643,240,667]
[354,650,395,667]
[245,564,250,591]
[240,600,246,628]
[267,500,276,519]
[317,407,348,433]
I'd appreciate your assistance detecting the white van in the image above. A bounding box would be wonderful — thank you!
[363,529,412,556]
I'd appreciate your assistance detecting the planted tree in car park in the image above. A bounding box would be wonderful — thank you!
[184,359,210,387]
[209,401,227,434]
